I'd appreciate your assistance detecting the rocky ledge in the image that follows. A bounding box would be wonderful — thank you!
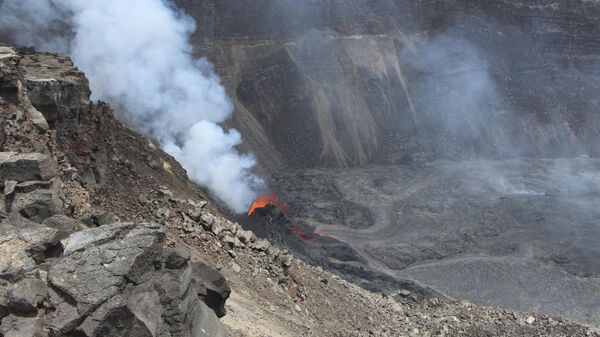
[0,150,230,337]
[0,45,233,337]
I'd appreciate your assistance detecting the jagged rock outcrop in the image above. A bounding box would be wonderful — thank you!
[0,193,229,337]
[0,45,230,337]
[0,154,229,337]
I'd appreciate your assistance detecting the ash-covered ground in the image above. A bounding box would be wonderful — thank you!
[268,158,600,326]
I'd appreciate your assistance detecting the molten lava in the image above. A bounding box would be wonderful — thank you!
[247,191,288,216]
[247,191,326,241]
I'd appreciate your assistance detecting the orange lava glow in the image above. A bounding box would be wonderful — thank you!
[247,191,331,241]
[292,223,310,239]
[247,191,288,216]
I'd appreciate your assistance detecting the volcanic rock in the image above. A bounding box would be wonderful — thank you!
[236,229,254,244]
[49,223,164,315]
[77,293,134,337]
[248,238,270,252]
[42,214,88,240]
[0,224,59,282]
[189,301,228,337]
[164,247,191,269]
[0,152,57,183]
[9,180,63,223]
[153,266,200,337]
[0,47,20,104]
[191,262,231,318]
[79,210,119,227]
[45,288,81,335]
[5,278,48,313]
[0,314,40,337]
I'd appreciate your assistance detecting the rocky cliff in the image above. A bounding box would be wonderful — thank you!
[177,0,600,171]
[0,46,233,337]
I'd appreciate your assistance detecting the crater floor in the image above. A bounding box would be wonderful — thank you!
[275,158,600,326]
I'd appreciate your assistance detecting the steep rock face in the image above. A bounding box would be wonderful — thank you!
[178,0,600,170]
[0,46,230,337]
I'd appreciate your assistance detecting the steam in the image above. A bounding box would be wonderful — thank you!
[0,0,70,53]
[400,29,514,159]
[0,0,263,212]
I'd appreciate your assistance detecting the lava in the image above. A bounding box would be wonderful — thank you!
[247,191,321,240]
[247,190,288,216]
[292,223,311,239]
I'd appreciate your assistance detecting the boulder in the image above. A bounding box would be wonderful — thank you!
[153,267,196,337]
[42,214,88,240]
[24,105,49,132]
[157,187,173,200]
[189,301,227,337]
[64,223,135,256]
[76,284,169,337]
[0,224,60,282]
[0,212,39,228]
[191,262,231,318]
[277,252,293,267]
[10,183,63,223]
[77,293,134,337]
[0,152,57,183]
[0,47,20,103]
[0,314,42,337]
[199,212,215,228]
[127,282,165,337]
[220,235,236,248]
[236,229,254,244]
[210,221,223,236]
[49,223,164,315]
[183,200,207,221]
[24,60,91,136]
[80,210,119,228]
[249,238,270,252]
[45,288,82,336]
[220,221,237,235]
[6,278,48,313]
[163,247,191,270]
[62,223,134,256]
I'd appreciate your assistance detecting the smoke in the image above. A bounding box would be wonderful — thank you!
[400,28,515,160]
[0,0,263,212]
[0,0,71,53]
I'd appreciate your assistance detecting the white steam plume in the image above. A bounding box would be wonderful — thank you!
[0,0,264,212]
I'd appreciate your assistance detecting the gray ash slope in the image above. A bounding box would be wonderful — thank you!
[273,159,600,326]
[177,0,600,328]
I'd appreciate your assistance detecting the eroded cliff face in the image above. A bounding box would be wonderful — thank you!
[177,0,600,171]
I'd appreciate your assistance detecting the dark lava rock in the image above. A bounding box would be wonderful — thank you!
[9,182,63,223]
[6,278,48,313]
[0,152,57,183]
[164,247,191,269]
[0,224,59,282]
[0,314,40,337]
[42,214,88,240]
[191,262,231,318]
[49,223,164,315]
